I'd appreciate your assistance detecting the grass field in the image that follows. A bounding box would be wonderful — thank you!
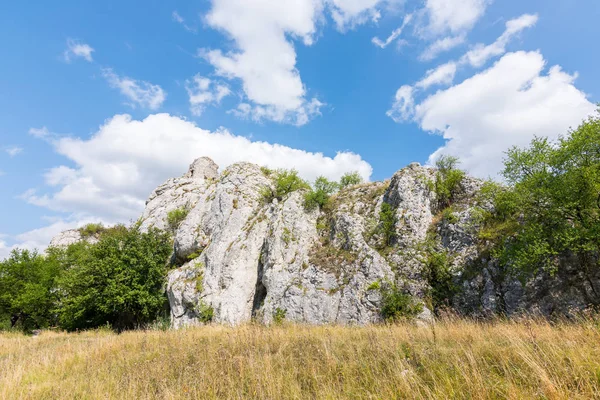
[1,317,600,399]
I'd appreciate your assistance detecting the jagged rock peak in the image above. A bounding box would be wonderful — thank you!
[184,157,219,180]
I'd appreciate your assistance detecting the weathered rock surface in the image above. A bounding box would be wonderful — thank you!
[50,156,600,327]
[48,229,99,248]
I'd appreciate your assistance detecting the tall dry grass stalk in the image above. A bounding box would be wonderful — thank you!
[1,317,599,399]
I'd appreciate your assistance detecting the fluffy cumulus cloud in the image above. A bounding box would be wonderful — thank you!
[202,0,324,125]
[423,0,489,36]
[102,68,166,110]
[186,75,231,116]
[63,38,94,62]
[415,51,596,177]
[22,113,372,224]
[388,13,539,121]
[202,0,401,125]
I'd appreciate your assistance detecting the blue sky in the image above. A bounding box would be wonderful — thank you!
[0,0,598,257]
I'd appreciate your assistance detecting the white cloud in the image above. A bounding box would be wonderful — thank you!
[24,113,372,224]
[388,13,539,121]
[102,68,166,110]
[387,85,415,122]
[419,34,465,61]
[172,11,197,33]
[186,75,231,116]
[202,0,325,125]
[5,146,23,157]
[372,14,413,49]
[423,0,489,35]
[29,126,51,138]
[414,51,596,178]
[328,0,402,31]
[461,13,538,67]
[415,62,457,89]
[63,39,94,63]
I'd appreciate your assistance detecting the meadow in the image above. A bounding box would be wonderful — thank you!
[1,317,600,399]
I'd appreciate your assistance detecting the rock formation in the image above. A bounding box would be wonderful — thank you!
[51,157,600,327]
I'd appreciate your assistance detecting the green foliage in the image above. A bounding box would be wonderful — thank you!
[304,176,339,210]
[367,281,381,291]
[260,166,274,177]
[0,249,64,332]
[423,247,457,311]
[261,169,310,203]
[197,301,214,323]
[441,208,459,224]
[167,207,189,230]
[484,111,600,279]
[379,203,397,247]
[273,308,287,324]
[282,227,293,245]
[79,223,105,238]
[380,283,423,322]
[339,171,363,188]
[56,225,172,331]
[434,155,465,209]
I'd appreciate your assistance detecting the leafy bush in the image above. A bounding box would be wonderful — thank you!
[79,223,105,238]
[273,308,287,324]
[434,155,465,209]
[56,225,172,331]
[441,208,459,224]
[197,301,214,323]
[380,283,423,322]
[167,207,189,230]
[379,203,397,247]
[304,176,339,210]
[340,172,363,188]
[261,169,310,203]
[0,249,64,332]
[423,248,457,311]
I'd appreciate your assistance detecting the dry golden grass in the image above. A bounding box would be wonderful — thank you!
[1,317,600,399]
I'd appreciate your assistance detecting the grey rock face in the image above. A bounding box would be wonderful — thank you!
[48,229,99,248]
[50,157,597,327]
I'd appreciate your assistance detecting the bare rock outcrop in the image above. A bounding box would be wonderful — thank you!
[50,156,599,327]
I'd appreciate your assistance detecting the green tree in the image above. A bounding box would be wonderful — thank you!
[434,155,465,209]
[379,203,397,247]
[339,172,363,188]
[488,111,600,292]
[56,225,172,331]
[304,176,339,210]
[261,169,310,203]
[0,249,64,331]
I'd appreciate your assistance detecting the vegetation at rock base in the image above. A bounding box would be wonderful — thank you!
[379,282,423,321]
[3,318,600,399]
[0,225,172,333]
[167,207,189,230]
[479,111,600,285]
[272,307,287,324]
